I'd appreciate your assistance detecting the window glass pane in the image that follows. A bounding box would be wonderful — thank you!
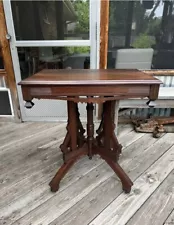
[0,90,12,115]
[17,46,90,80]
[108,0,174,70]
[12,0,89,40]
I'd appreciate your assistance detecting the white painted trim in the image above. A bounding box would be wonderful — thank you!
[3,0,27,120]
[94,0,101,118]
[96,0,101,69]
[0,87,8,91]
[2,0,16,42]
[7,88,14,117]
[89,0,97,69]
[15,40,90,47]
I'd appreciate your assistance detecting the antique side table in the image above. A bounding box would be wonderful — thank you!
[19,69,161,193]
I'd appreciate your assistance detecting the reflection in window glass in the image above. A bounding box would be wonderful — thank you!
[18,46,90,80]
[108,0,174,69]
[11,0,89,40]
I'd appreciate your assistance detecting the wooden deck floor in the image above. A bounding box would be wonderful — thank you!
[0,122,174,225]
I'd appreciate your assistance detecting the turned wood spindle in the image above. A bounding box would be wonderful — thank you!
[86,103,94,159]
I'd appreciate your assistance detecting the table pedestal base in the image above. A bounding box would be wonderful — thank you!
[49,101,133,193]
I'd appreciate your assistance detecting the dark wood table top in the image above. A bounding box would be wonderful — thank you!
[19,69,162,86]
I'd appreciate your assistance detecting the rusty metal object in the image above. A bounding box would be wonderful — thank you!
[143,70,174,76]
[132,117,174,138]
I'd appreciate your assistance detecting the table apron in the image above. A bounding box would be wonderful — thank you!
[21,84,154,100]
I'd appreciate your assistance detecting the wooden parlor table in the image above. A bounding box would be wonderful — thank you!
[19,69,161,193]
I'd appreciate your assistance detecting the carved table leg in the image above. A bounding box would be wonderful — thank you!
[96,106,104,147]
[110,100,122,156]
[60,124,70,153]
[68,101,77,151]
[50,99,133,193]
[101,155,133,193]
[49,159,76,192]
[98,101,122,160]
[96,100,133,193]
[76,104,86,147]
[96,110,104,135]
[60,103,85,153]
[49,101,79,192]
[76,103,86,135]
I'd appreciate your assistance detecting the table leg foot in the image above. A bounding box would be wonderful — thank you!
[50,184,60,192]
[100,154,133,193]
[123,185,132,194]
[49,159,76,192]
[88,155,92,160]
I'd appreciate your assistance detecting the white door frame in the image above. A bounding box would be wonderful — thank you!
[3,0,101,121]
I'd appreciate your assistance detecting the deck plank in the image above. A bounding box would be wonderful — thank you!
[164,210,174,225]
[0,122,58,148]
[10,134,174,225]
[118,130,144,148]
[127,170,174,225]
[1,122,173,225]
[117,124,133,138]
[49,133,172,225]
[3,161,112,225]
[0,138,64,207]
[0,126,66,178]
[0,124,130,186]
[0,122,19,136]
[89,142,174,225]
[0,124,66,167]
[0,125,136,225]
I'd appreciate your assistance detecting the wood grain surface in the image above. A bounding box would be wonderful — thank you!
[19,69,161,86]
